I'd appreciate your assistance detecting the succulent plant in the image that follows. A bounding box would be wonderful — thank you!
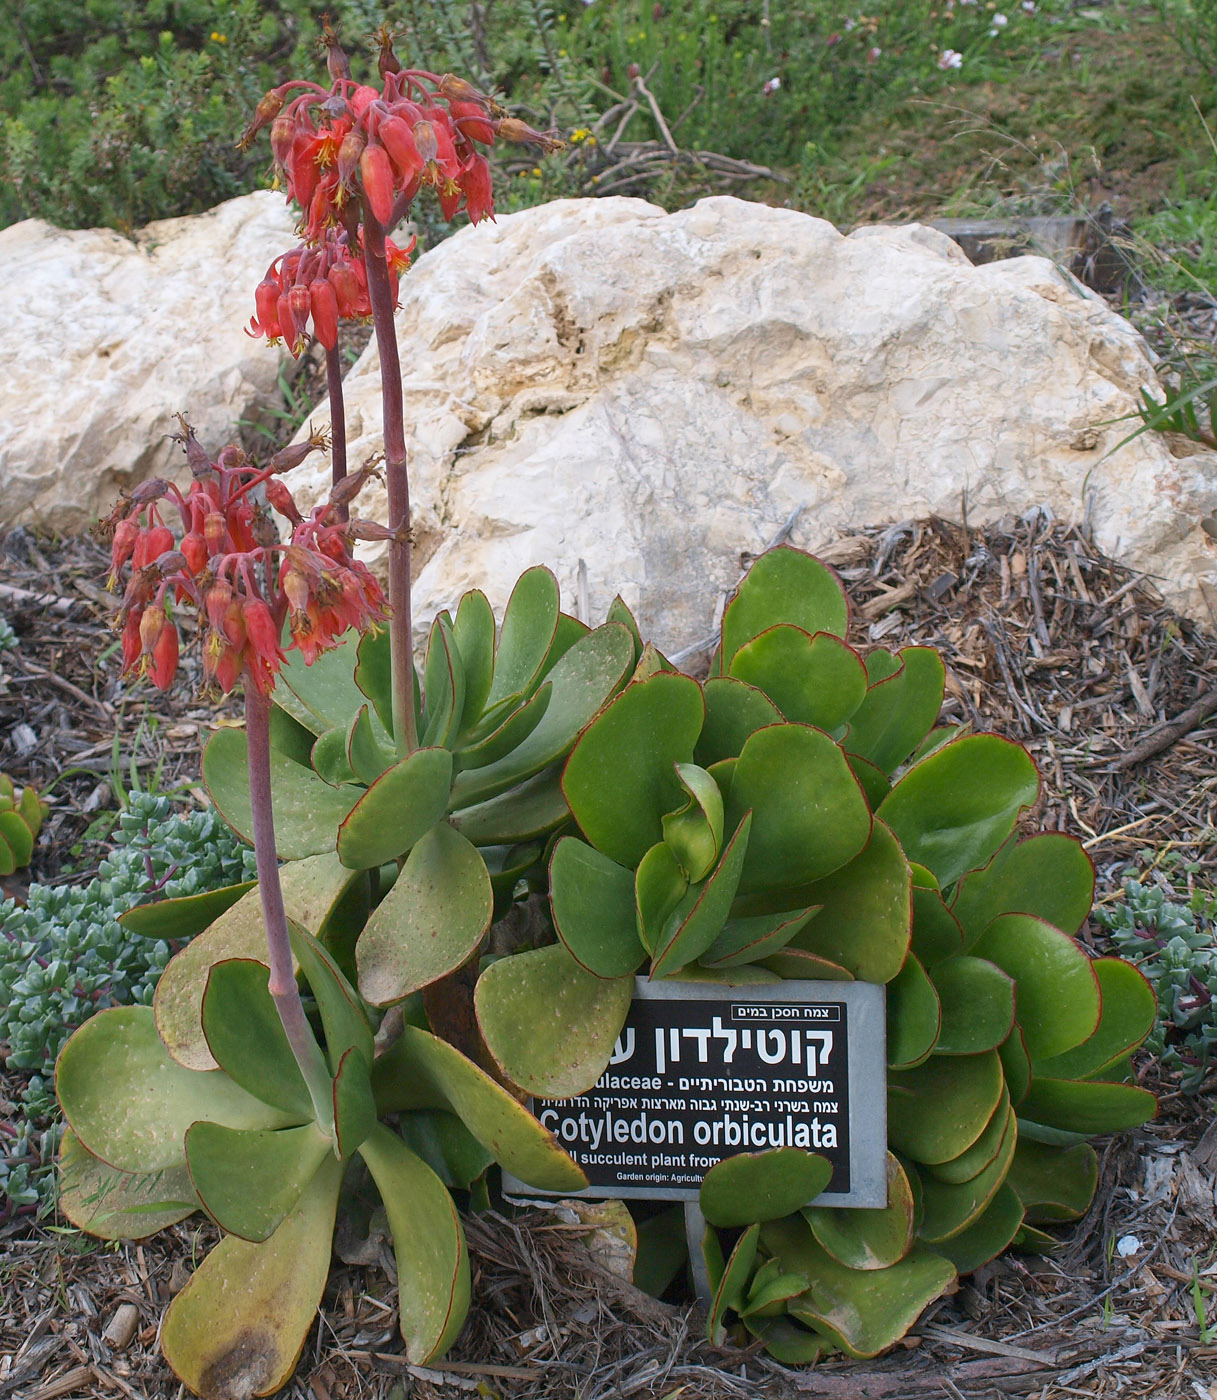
[0,772,48,877]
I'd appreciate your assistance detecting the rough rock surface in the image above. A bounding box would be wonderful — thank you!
[1,193,295,532]
[277,194,1216,642]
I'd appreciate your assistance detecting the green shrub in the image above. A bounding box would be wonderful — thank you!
[1096,875,1217,1089]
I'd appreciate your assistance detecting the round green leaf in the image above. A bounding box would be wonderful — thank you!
[787,818,911,982]
[661,763,725,883]
[185,1120,331,1242]
[785,1240,956,1359]
[927,1182,1025,1275]
[562,671,705,867]
[420,614,466,750]
[877,735,1040,888]
[1017,1077,1158,1136]
[454,682,551,770]
[275,632,370,733]
[336,746,453,869]
[449,764,570,845]
[695,676,783,767]
[161,1153,343,1398]
[357,822,493,1007]
[845,647,946,776]
[701,1147,833,1228]
[725,724,872,894]
[635,840,689,954]
[729,626,867,731]
[475,942,634,1097]
[203,726,360,859]
[1033,958,1156,1080]
[486,566,560,708]
[359,1125,471,1363]
[917,1102,1017,1242]
[929,956,1016,1056]
[119,881,256,941]
[201,960,314,1119]
[452,588,496,735]
[153,853,359,1072]
[970,914,1101,1061]
[886,953,941,1070]
[721,546,850,663]
[804,1153,914,1270]
[56,1006,294,1175]
[288,922,374,1072]
[910,886,965,968]
[1000,1024,1033,1107]
[929,1086,1012,1184]
[550,837,644,978]
[1007,1138,1098,1222]
[952,833,1095,946]
[702,905,819,970]
[887,1051,1004,1164]
[760,948,853,981]
[58,1128,199,1241]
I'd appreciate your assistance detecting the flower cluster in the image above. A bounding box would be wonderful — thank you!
[246,232,413,354]
[100,420,390,695]
[238,25,562,248]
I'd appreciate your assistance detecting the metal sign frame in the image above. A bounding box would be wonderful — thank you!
[505,977,887,1209]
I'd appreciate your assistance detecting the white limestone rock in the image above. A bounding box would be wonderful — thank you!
[281,195,1217,643]
[0,192,296,532]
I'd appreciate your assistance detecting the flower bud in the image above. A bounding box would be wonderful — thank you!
[180,531,208,576]
[237,88,285,152]
[496,117,565,152]
[288,283,312,345]
[110,518,139,576]
[133,525,174,570]
[359,144,395,225]
[139,606,166,655]
[449,100,496,145]
[150,623,180,691]
[328,259,364,316]
[413,120,439,164]
[265,478,304,525]
[270,114,296,170]
[121,609,143,668]
[337,129,367,188]
[378,116,424,180]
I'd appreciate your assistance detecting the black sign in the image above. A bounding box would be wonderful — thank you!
[507,979,887,1208]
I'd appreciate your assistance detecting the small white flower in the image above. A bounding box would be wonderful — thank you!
[867,45,882,62]
[762,76,781,94]
[937,47,964,69]
[1022,0,1036,10]
[993,11,1008,24]
[844,16,857,30]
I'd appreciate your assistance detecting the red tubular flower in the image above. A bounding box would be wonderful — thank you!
[378,116,424,181]
[149,624,179,691]
[449,99,496,145]
[309,277,339,349]
[248,276,283,341]
[328,258,366,317]
[460,153,494,224]
[133,525,174,569]
[120,610,142,668]
[359,143,395,224]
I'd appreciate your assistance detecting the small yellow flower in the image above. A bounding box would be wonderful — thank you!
[210,30,227,42]
[532,166,542,176]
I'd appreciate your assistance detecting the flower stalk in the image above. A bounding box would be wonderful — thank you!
[245,682,335,1131]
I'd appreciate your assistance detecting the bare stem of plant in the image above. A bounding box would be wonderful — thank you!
[362,212,417,754]
[326,342,348,520]
[245,682,335,1130]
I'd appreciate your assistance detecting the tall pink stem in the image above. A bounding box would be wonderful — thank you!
[362,213,417,754]
[246,682,334,1126]
[326,342,348,521]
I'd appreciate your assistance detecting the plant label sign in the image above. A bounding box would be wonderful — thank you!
[507,979,887,1208]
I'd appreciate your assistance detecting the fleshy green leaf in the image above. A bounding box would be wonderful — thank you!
[636,841,689,954]
[185,1120,331,1241]
[486,567,560,708]
[700,1148,833,1227]
[1033,958,1156,1079]
[1007,1138,1098,1221]
[729,626,867,731]
[845,647,946,775]
[448,764,570,845]
[970,915,1101,1061]
[161,1154,343,1397]
[709,1224,760,1340]
[153,853,359,1072]
[929,956,1016,1056]
[877,736,1040,887]
[355,626,394,735]
[885,953,941,1070]
[952,834,1095,946]
[887,1051,1004,1164]
[721,547,850,664]
[452,588,496,735]
[336,746,454,869]
[725,724,872,894]
[929,1087,1011,1184]
[927,1182,1025,1274]
[550,837,644,978]
[702,905,818,969]
[357,822,493,1006]
[561,670,705,867]
[203,726,359,859]
[371,1026,588,1191]
[311,726,356,786]
[804,1153,915,1270]
[694,676,782,767]
[1017,1077,1158,1135]
[651,815,752,978]
[662,763,725,882]
[1000,1025,1033,1108]
[475,942,633,1097]
[57,1006,294,1175]
[784,819,911,982]
[58,1128,199,1241]
[916,1102,1017,1242]
[910,886,965,968]
[453,683,551,770]
[275,632,370,733]
[420,614,465,750]
[119,881,256,941]
[288,922,375,1072]
[347,704,396,785]
[331,1046,377,1159]
[201,960,313,1119]
[358,1125,471,1363]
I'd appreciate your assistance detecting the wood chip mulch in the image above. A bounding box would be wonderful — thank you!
[3,515,1217,1400]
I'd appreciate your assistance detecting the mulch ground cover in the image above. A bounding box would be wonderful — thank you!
[2,515,1216,1400]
